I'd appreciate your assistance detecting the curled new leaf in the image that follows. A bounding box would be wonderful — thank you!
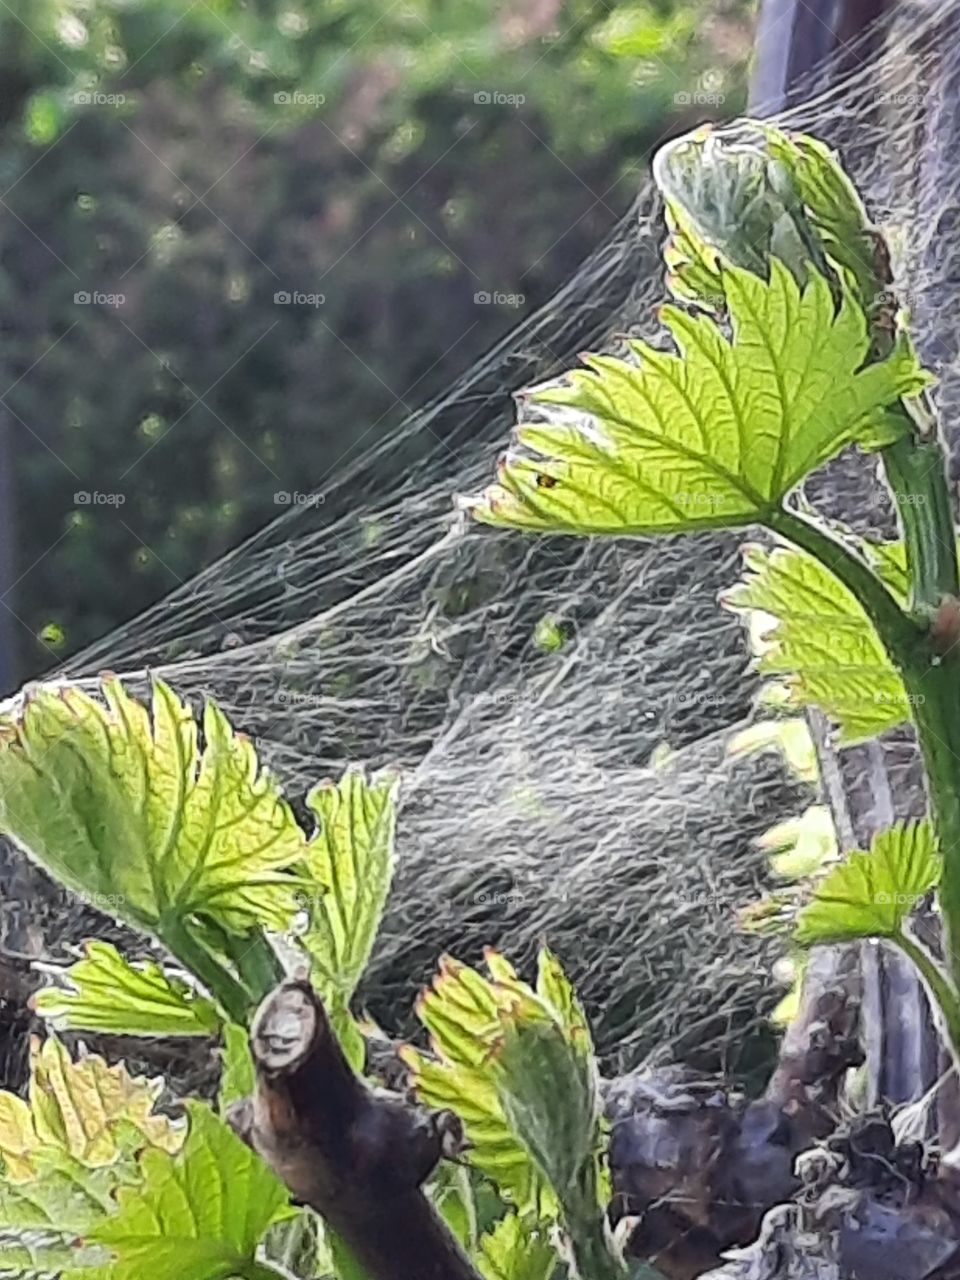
[407,949,618,1278]
[464,260,926,537]
[404,952,547,1212]
[653,122,882,310]
[491,999,600,1206]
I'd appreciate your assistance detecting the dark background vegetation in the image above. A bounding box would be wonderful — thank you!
[0,0,751,685]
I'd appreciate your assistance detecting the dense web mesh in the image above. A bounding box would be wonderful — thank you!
[7,2,956,1083]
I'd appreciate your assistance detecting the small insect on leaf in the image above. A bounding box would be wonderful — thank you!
[536,474,558,489]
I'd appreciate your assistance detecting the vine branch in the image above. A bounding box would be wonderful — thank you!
[228,980,483,1280]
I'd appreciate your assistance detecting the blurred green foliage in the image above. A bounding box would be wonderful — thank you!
[0,0,751,675]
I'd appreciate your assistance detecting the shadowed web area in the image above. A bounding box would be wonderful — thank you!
[6,0,958,1084]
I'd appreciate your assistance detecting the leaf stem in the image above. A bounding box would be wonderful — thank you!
[766,506,920,653]
[882,429,960,614]
[159,913,254,1024]
[897,662,960,995]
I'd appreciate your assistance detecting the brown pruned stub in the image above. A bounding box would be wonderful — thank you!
[227,980,481,1280]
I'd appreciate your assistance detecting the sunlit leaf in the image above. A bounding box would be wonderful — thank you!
[796,820,940,945]
[301,767,398,1064]
[404,954,549,1213]
[26,1038,182,1173]
[34,941,220,1038]
[465,261,925,536]
[80,1101,292,1280]
[0,677,310,942]
[724,544,909,744]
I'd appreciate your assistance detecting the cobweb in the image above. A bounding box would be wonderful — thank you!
[10,1,957,1083]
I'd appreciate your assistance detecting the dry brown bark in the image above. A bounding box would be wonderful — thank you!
[228,979,483,1280]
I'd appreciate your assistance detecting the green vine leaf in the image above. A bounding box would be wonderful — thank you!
[405,945,604,1241]
[77,1101,292,1280]
[34,941,221,1038]
[0,677,310,940]
[403,952,551,1214]
[0,1037,182,1182]
[474,1212,557,1280]
[0,1151,119,1276]
[301,767,398,1067]
[724,543,910,744]
[464,260,927,537]
[796,820,941,945]
[217,1023,255,1115]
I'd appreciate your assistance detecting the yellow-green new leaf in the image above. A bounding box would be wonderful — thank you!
[34,942,220,1038]
[724,544,909,744]
[404,954,549,1213]
[301,767,398,1066]
[796,820,941,945]
[0,677,308,938]
[27,1037,182,1172]
[475,1213,556,1280]
[464,260,926,536]
[302,767,398,1004]
[0,1037,182,1183]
